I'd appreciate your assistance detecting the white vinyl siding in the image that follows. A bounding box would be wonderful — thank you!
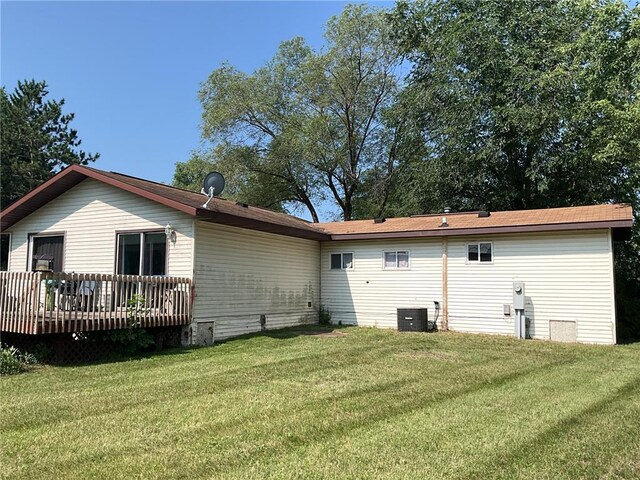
[321,239,442,329]
[447,230,616,344]
[193,222,320,341]
[6,179,194,277]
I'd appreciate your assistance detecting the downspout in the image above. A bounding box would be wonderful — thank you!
[442,237,448,331]
[608,228,617,344]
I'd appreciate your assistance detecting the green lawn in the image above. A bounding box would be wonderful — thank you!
[2,327,640,479]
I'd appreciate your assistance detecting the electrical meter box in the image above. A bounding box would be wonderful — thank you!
[513,282,525,310]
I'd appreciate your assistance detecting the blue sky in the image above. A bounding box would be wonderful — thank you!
[2,1,391,220]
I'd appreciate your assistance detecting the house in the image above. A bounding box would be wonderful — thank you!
[0,165,633,345]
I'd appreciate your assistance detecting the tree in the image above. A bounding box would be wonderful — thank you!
[302,4,402,220]
[389,0,640,340]
[389,0,639,214]
[173,147,289,213]
[186,4,402,221]
[1,80,99,209]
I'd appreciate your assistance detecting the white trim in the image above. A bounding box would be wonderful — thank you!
[465,241,494,264]
[382,249,411,270]
[329,252,354,270]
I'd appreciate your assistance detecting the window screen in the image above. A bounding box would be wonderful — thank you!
[384,251,397,268]
[31,235,64,272]
[331,253,353,270]
[479,243,492,262]
[467,242,492,263]
[467,244,479,262]
[384,251,410,269]
[143,233,166,275]
[117,234,141,274]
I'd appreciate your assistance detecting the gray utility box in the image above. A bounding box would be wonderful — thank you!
[397,308,428,332]
[513,282,525,310]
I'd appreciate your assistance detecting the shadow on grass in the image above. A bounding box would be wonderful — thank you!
[52,324,340,368]
[52,344,194,368]
[460,374,640,479]
[4,338,390,430]
[261,324,351,339]
[34,346,576,477]
[201,356,585,477]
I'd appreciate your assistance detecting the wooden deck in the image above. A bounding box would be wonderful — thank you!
[0,272,192,335]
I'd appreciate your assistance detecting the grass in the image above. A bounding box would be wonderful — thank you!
[2,326,640,480]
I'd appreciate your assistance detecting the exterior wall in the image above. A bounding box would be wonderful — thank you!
[321,230,616,345]
[321,239,443,328]
[447,230,616,344]
[6,179,194,277]
[192,222,320,341]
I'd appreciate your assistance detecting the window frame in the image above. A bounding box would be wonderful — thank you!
[27,231,66,272]
[329,252,354,271]
[382,249,411,270]
[114,229,168,276]
[466,241,494,264]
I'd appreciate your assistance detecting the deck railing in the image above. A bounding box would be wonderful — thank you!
[0,271,192,335]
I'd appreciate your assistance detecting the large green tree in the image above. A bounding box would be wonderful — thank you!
[176,4,402,221]
[389,0,639,214]
[0,80,99,209]
[389,0,640,339]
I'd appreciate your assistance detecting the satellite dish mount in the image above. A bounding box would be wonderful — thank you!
[200,172,225,208]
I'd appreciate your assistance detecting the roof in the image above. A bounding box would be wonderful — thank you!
[0,165,329,241]
[0,165,633,241]
[318,204,634,240]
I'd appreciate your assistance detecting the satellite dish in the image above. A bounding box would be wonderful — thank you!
[200,172,225,208]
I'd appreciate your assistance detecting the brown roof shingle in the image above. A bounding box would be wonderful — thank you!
[87,168,327,239]
[0,165,329,240]
[317,204,633,239]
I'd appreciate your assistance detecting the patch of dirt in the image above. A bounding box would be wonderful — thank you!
[291,330,347,337]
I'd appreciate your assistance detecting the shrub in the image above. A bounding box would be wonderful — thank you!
[0,344,39,375]
[102,328,154,355]
[93,293,155,355]
[318,305,333,326]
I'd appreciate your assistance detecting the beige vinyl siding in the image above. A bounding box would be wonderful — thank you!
[6,179,194,276]
[447,230,616,344]
[193,222,320,340]
[321,239,443,328]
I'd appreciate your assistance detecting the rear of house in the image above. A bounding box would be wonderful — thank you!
[320,229,618,344]
[0,166,323,341]
[0,165,633,346]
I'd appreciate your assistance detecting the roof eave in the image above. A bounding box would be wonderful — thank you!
[1,167,85,231]
[1,165,199,231]
[328,219,634,241]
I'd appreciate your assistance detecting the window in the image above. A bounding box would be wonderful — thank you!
[30,234,65,272]
[0,233,9,271]
[330,252,353,270]
[467,242,493,263]
[383,250,410,269]
[117,232,166,275]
